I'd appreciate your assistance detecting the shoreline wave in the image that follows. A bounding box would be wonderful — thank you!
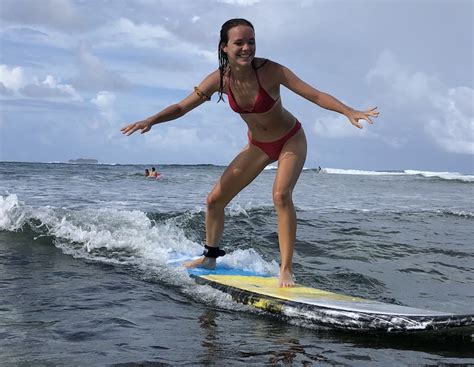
[316,168,473,182]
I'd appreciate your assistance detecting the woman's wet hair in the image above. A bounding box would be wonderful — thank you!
[217,18,254,103]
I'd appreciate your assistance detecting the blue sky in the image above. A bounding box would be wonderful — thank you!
[0,0,473,172]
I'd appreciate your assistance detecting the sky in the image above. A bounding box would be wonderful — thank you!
[0,0,473,172]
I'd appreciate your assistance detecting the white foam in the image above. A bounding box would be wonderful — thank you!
[220,248,279,276]
[323,168,405,176]
[319,168,474,182]
[404,170,474,182]
[438,209,474,218]
[0,193,278,276]
[226,201,250,217]
[264,165,310,171]
[181,282,257,313]
[0,194,25,231]
[185,201,271,218]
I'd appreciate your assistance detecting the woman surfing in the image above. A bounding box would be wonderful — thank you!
[121,18,379,287]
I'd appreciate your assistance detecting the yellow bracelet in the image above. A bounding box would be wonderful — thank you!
[194,86,211,101]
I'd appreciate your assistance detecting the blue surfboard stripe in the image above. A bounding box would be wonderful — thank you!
[187,265,270,277]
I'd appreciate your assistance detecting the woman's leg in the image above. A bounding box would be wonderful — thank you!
[273,128,307,287]
[184,143,272,269]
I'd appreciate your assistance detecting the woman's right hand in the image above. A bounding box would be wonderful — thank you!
[121,119,152,136]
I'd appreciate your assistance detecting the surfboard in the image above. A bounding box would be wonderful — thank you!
[184,264,474,335]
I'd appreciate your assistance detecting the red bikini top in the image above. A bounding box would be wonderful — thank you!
[228,60,279,114]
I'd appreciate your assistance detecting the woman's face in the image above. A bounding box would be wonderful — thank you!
[222,25,256,67]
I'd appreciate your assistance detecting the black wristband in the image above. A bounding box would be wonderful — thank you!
[202,245,226,258]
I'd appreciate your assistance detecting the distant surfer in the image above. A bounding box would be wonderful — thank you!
[149,167,161,178]
[121,19,378,287]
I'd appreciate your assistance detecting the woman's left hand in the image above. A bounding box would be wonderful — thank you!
[346,107,379,129]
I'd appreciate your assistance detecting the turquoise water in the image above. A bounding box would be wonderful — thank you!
[1,161,473,365]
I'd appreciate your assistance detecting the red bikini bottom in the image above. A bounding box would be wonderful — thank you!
[248,120,302,161]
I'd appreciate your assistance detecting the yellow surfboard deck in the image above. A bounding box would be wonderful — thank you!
[183,265,474,333]
[202,275,363,303]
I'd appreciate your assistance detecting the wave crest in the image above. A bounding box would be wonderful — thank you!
[0,194,277,277]
[318,168,473,182]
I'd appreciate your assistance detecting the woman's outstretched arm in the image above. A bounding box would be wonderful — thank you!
[121,70,220,136]
[274,63,379,128]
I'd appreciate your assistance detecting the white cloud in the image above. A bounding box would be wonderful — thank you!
[312,114,372,139]
[90,91,118,132]
[0,65,25,91]
[427,87,474,154]
[0,83,13,96]
[0,0,89,32]
[73,43,129,91]
[75,17,217,90]
[367,50,473,155]
[91,91,116,110]
[110,17,173,48]
[140,114,245,162]
[146,126,201,149]
[366,50,444,103]
[91,17,176,50]
[22,75,82,101]
[0,64,81,101]
[1,25,78,51]
[93,17,215,62]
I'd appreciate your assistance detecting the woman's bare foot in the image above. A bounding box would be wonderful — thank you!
[279,267,295,287]
[183,256,216,269]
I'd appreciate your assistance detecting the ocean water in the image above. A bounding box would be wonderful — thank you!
[1,161,473,366]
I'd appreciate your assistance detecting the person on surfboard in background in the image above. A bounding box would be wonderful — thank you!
[121,18,379,287]
[149,167,160,178]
